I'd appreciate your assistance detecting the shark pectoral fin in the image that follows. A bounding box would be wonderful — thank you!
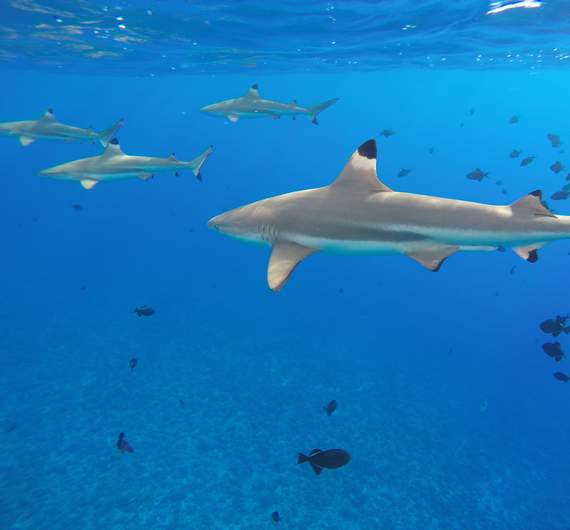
[80,179,98,190]
[19,136,35,146]
[228,114,240,123]
[511,190,556,218]
[513,245,542,262]
[330,139,392,193]
[138,173,153,181]
[406,246,458,272]
[268,241,315,292]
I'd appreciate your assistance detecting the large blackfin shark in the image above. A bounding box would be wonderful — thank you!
[40,138,213,189]
[0,108,123,147]
[200,84,339,124]
[208,139,570,292]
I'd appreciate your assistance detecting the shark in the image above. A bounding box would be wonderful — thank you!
[200,84,339,124]
[208,138,570,292]
[40,138,213,189]
[0,108,123,147]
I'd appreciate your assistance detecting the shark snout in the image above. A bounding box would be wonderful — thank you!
[207,213,226,231]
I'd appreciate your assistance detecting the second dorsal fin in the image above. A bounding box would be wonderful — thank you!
[244,83,259,98]
[330,139,391,193]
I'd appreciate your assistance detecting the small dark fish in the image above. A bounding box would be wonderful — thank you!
[509,266,516,275]
[323,399,337,416]
[428,147,434,154]
[179,399,185,408]
[466,168,488,181]
[554,372,570,382]
[509,150,521,158]
[496,180,504,186]
[540,316,570,337]
[501,188,508,195]
[469,107,475,116]
[117,432,134,453]
[379,129,394,137]
[72,204,83,211]
[80,284,87,291]
[497,246,506,252]
[3,422,16,433]
[543,342,565,362]
[459,122,464,128]
[397,168,411,177]
[550,161,564,174]
[134,305,155,317]
[298,448,351,475]
[509,115,520,124]
[547,133,561,148]
[271,511,280,523]
[551,190,569,201]
[129,357,138,372]
[297,449,350,475]
[520,155,535,167]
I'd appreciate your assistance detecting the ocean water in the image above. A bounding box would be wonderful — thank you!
[2,2,570,530]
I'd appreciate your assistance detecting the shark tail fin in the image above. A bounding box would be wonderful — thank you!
[189,145,214,182]
[308,98,339,125]
[98,118,124,147]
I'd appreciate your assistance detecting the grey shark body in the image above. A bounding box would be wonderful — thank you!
[208,139,570,291]
[0,108,123,147]
[40,138,213,189]
[201,84,338,124]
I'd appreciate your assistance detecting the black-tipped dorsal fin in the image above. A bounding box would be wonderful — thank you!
[330,139,391,193]
[511,190,556,218]
[102,137,123,157]
[267,241,315,292]
[244,83,259,98]
[40,108,55,122]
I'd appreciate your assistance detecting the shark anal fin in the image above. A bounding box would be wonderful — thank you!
[138,173,153,181]
[228,114,239,123]
[513,245,541,262]
[330,139,391,193]
[80,179,98,190]
[511,190,556,218]
[268,241,315,292]
[407,246,458,271]
[19,136,35,146]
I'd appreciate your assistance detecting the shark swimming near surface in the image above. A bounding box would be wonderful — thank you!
[208,139,570,292]
[40,138,213,189]
[0,108,123,147]
[201,84,339,124]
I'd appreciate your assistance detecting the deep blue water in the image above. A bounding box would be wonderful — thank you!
[2,2,570,530]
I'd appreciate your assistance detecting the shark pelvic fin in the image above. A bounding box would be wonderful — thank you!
[244,84,259,98]
[80,179,98,190]
[330,139,392,193]
[511,190,556,218]
[102,137,123,157]
[513,245,542,262]
[138,173,153,181]
[268,241,315,292]
[228,114,239,123]
[406,246,458,271]
[19,136,35,146]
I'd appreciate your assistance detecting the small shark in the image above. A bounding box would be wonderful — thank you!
[208,139,570,292]
[201,84,339,124]
[0,108,123,147]
[40,138,213,189]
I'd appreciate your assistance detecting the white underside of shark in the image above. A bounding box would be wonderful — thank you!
[201,84,338,125]
[0,109,123,147]
[40,138,213,189]
[208,139,570,291]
